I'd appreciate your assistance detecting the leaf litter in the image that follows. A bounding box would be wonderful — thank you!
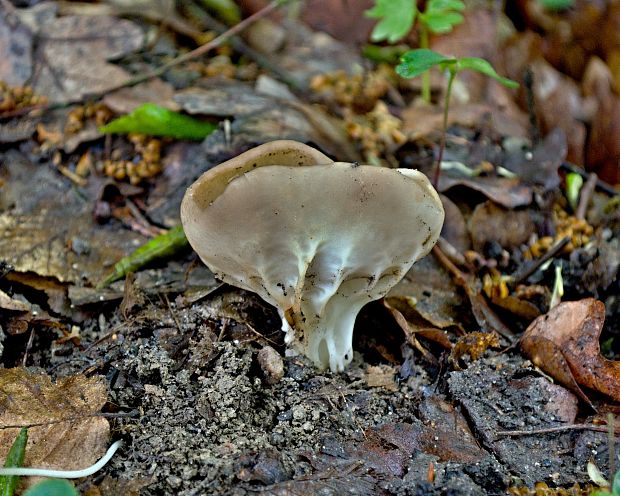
[0,0,619,494]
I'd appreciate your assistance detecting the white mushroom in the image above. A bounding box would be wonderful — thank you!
[181,140,444,372]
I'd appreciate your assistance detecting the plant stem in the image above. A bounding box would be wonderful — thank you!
[609,413,616,482]
[433,68,456,189]
[419,24,431,104]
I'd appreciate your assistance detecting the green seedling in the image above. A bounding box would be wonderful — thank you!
[100,103,218,140]
[0,428,27,496]
[366,0,465,102]
[566,171,584,212]
[23,480,78,496]
[396,48,518,187]
[200,0,241,25]
[98,225,189,288]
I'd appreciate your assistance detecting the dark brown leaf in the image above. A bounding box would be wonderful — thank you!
[521,298,618,403]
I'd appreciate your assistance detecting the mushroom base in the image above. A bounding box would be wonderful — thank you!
[280,305,361,372]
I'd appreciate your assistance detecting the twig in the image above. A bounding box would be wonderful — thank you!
[22,328,35,367]
[496,423,618,438]
[524,67,541,146]
[436,236,467,267]
[575,172,598,220]
[510,235,570,285]
[83,0,283,99]
[609,413,616,480]
[0,410,139,430]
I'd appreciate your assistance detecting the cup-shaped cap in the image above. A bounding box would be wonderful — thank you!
[181,140,444,371]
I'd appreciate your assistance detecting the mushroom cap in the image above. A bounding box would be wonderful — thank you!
[181,140,444,371]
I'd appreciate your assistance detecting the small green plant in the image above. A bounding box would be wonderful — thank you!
[366,0,465,102]
[100,103,218,140]
[396,48,518,186]
[0,428,27,496]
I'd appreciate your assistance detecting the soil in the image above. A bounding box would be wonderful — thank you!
[26,285,606,495]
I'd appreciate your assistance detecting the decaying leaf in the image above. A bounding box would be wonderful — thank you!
[438,175,532,209]
[0,289,31,313]
[521,298,620,403]
[0,150,145,285]
[469,201,536,253]
[0,369,110,482]
[31,13,144,103]
[389,256,468,331]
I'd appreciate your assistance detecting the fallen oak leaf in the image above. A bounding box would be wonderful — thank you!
[521,298,618,404]
[0,369,110,487]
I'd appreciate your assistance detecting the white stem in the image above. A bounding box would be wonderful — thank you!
[0,440,123,478]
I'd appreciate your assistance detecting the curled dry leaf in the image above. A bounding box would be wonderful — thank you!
[0,369,110,483]
[521,298,619,403]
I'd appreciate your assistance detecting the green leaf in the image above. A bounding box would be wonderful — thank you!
[421,0,464,33]
[566,172,583,211]
[98,225,189,288]
[612,470,620,495]
[427,0,465,11]
[0,428,27,496]
[365,0,416,43]
[23,479,78,496]
[456,57,519,88]
[199,0,241,25]
[99,103,218,140]
[396,48,454,79]
[420,11,464,33]
[538,0,575,11]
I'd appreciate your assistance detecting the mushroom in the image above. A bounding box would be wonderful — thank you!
[181,140,444,372]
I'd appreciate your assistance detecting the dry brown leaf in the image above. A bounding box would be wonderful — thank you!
[521,298,618,404]
[469,201,535,252]
[438,175,532,209]
[0,289,31,312]
[31,14,143,103]
[0,368,110,480]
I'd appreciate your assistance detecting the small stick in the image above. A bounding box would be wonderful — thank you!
[510,235,570,285]
[22,328,35,367]
[436,236,467,267]
[0,410,139,430]
[524,67,541,146]
[609,413,616,480]
[496,423,619,438]
[575,172,598,221]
